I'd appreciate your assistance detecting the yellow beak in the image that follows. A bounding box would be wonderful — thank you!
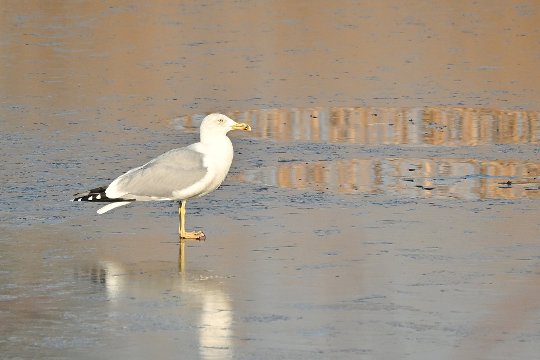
[231,122,252,131]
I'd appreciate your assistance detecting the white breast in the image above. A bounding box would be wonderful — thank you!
[200,137,234,196]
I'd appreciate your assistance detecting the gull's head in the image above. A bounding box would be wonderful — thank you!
[200,113,251,139]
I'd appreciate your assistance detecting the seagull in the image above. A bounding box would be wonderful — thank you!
[72,113,251,240]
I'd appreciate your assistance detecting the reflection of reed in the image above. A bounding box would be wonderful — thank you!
[237,158,540,200]
[223,107,539,145]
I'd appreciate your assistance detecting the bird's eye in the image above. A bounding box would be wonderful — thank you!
[218,118,224,123]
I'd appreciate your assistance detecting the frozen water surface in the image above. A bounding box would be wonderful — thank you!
[1,1,540,359]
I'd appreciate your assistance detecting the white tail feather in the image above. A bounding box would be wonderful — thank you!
[97,202,131,214]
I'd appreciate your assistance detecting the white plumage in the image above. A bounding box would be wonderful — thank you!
[73,113,251,239]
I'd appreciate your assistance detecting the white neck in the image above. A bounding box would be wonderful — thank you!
[197,135,234,195]
[201,135,234,167]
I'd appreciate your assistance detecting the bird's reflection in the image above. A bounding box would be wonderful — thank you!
[85,261,125,301]
[197,285,233,359]
[76,259,233,360]
[178,239,186,272]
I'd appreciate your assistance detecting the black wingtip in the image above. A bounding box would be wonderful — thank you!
[72,186,109,202]
[72,186,134,203]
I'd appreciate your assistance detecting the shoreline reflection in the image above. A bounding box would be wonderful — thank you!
[177,107,539,200]
[235,157,539,200]
[177,106,539,146]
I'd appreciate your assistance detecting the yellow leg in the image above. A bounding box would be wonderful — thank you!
[178,200,205,240]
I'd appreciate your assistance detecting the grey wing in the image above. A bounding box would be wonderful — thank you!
[108,147,208,199]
